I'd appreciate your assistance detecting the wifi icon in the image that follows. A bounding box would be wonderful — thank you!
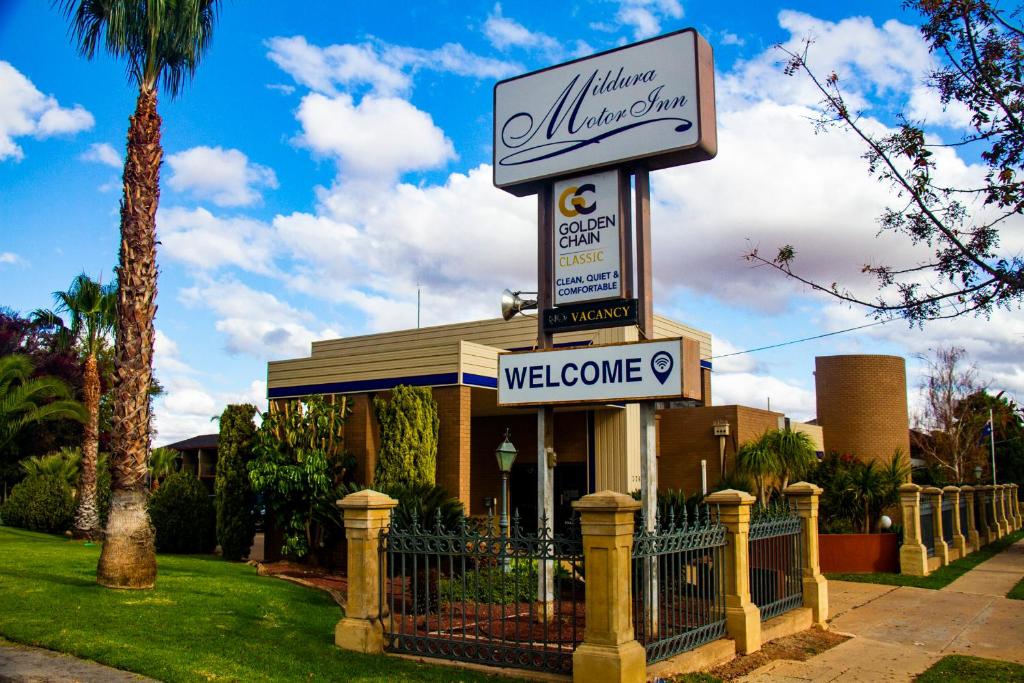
[650,351,674,385]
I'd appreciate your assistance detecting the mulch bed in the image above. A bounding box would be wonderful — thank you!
[694,628,850,681]
[255,561,348,605]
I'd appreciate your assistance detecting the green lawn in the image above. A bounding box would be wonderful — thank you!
[1009,576,1024,600]
[827,529,1024,590]
[916,655,1024,682]
[0,526,519,682]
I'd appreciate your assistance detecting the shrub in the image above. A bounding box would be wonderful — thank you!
[373,385,438,490]
[148,472,215,553]
[216,404,258,561]
[0,474,74,533]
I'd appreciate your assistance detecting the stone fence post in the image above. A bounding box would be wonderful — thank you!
[943,486,967,560]
[705,489,760,654]
[977,486,993,544]
[991,485,1006,539]
[335,489,398,654]
[921,487,948,566]
[571,491,645,683]
[783,482,828,626]
[1012,484,1022,529]
[898,484,928,576]
[961,486,979,552]
[998,485,1011,535]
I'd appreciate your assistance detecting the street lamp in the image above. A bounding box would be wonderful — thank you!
[974,465,983,484]
[495,429,518,551]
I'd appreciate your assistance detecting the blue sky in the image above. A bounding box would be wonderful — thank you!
[1,0,1020,444]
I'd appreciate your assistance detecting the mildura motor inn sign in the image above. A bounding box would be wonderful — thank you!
[493,28,715,196]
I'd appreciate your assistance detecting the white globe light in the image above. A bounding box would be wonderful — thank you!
[880,515,893,529]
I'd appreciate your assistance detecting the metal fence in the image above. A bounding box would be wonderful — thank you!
[921,500,935,556]
[380,511,584,675]
[941,499,954,545]
[748,502,803,622]
[631,508,727,664]
[959,496,968,538]
[987,495,997,528]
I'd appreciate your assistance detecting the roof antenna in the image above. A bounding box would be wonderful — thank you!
[417,281,421,329]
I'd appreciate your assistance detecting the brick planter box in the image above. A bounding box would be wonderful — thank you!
[819,533,899,573]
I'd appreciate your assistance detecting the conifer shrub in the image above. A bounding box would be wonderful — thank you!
[215,404,258,561]
[0,474,74,533]
[148,471,215,553]
[373,385,439,490]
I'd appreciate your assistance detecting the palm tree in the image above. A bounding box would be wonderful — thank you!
[21,447,83,488]
[736,432,778,506]
[0,354,86,451]
[35,273,116,540]
[766,427,818,491]
[148,446,180,489]
[58,0,222,588]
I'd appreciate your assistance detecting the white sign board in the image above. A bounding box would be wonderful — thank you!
[498,339,683,407]
[493,29,716,195]
[553,170,621,305]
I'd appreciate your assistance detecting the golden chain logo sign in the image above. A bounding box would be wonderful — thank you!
[553,170,621,306]
[557,183,598,217]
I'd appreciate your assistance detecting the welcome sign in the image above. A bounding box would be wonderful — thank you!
[493,29,716,195]
[553,170,622,305]
[498,339,683,407]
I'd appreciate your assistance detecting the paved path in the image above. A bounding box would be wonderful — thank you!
[741,538,1024,682]
[0,640,155,683]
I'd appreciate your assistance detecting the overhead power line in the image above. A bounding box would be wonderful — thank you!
[710,319,894,360]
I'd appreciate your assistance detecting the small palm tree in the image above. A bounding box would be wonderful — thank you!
[21,447,83,488]
[58,0,222,588]
[148,446,180,489]
[736,433,778,506]
[0,354,86,451]
[768,427,818,491]
[34,273,116,539]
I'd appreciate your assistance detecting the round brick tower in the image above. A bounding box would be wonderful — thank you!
[814,354,911,464]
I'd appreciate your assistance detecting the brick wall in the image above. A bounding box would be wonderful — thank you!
[433,386,472,509]
[815,355,911,465]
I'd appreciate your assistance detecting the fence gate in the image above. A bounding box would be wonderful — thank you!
[379,511,583,675]
[748,502,803,622]
[631,507,727,664]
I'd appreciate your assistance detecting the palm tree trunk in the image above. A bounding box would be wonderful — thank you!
[97,87,160,589]
[72,353,101,539]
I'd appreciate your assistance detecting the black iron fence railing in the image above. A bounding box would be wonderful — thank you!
[920,501,935,556]
[941,499,954,544]
[631,508,727,664]
[379,511,583,675]
[987,496,997,528]
[748,502,803,622]
[959,496,968,537]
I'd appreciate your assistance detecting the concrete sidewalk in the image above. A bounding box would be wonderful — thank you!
[0,640,155,683]
[740,538,1024,682]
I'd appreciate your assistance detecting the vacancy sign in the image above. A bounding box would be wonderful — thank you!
[493,28,716,195]
[553,170,622,305]
[498,339,683,407]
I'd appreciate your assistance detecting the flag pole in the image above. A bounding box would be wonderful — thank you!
[990,407,997,485]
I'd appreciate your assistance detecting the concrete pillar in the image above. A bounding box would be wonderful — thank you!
[997,485,1011,535]
[571,491,645,683]
[705,489,761,654]
[783,482,828,626]
[898,484,929,576]
[1012,484,1022,529]
[988,485,1004,539]
[334,489,398,654]
[977,486,992,544]
[943,486,967,560]
[921,487,948,566]
[961,486,979,552]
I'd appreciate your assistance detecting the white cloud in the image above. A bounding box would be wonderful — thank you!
[80,142,122,168]
[296,92,455,180]
[713,371,817,420]
[720,31,745,47]
[615,0,683,40]
[484,4,561,57]
[267,35,519,98]
[166,146,278,207]
[159,206,277,275]
[0,60,94,161]
[0,251,26,266]
[180,278,339,359]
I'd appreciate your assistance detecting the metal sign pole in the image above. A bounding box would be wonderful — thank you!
[536,186,555,621]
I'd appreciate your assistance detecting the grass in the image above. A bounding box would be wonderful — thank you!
[0,526,520,682]
[1009,575,1024,600]
[916,655,1024,682]
[826,528,1024,590]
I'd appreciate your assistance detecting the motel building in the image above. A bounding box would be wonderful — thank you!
[266,313,824,529]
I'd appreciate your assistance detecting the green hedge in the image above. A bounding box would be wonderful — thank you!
[149,472,215,553]
[0,475,74,533]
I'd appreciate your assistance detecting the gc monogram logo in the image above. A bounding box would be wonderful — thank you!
[557,183,597,217]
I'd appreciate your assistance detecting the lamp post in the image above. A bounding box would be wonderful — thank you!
[974,465,983,485]
[495,430,518,561]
